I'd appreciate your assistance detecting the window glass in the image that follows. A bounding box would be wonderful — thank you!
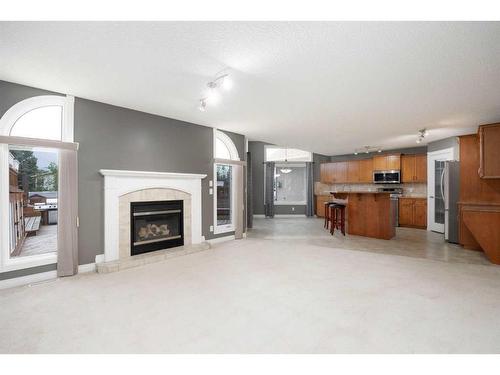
[265,147,311,162]
[274,164,306,204]
[216,164,232,226]
[10,106,62,141]
[8,145,59,258]
[215,137,232,160]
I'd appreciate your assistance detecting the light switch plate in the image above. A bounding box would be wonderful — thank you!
[209,188,213,195]
[209,225,214,232]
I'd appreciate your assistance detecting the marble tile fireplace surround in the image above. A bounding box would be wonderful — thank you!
[97,169,209,273]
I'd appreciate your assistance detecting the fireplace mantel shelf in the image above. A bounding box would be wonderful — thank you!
[99,169,207,179]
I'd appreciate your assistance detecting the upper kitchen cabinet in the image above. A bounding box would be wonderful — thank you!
[359,158,373,183]
[373,153,401,171]
[479,123,500,178]
[333,161,347,183]
[320,161,348,183]
[347,160,360,183]
[320,163,333,183]
[401,154,427,183]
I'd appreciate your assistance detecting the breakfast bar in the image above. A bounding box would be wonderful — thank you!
[325,192,396,240]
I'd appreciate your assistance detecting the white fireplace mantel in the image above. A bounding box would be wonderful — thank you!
[99,169,207,262]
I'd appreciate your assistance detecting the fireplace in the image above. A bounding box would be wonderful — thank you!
[130,200,184,256]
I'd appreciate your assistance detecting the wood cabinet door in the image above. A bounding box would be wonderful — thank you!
[316,196,327,217]
[415,154,427,183]
[320,163,329,183]
[479,123,500,178]
[359,159,373,183]
[398,199,414,226]
[401,155,416,183]
[321,163,335,183]
[334,162,347,183]
[373,155,387,171]
[347,160,360,183]
[386,154,401,170]
[414,199,427,227]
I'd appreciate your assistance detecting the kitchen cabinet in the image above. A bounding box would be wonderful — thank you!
[320,163,331,183]
[347,160,360,183]
[333,162,347,183]
[399,197,427,229]
[401,154,427,183]
[479,123,500,178]
[359,159,373,183]
[320,162,347,183]
[373,154,401,171]
[315,195,332,217]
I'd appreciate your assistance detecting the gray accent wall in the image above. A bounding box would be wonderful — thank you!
[248,141,269,215]
[0,80,245,279]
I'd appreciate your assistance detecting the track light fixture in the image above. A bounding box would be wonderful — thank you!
[416,128,429,144]
[198,71,233,111]
[198,98,207,112]
[353,146,382,155]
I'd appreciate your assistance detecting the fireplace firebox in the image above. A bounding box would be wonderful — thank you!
[130,200,184,256]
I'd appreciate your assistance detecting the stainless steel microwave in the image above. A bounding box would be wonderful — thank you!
[373,170,401,184]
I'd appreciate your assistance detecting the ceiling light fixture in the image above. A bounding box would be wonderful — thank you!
[280,168,292,174]
[353,146,382,155]
[198,98,207,112]
[198,70,232,111]
[416,128,429,144]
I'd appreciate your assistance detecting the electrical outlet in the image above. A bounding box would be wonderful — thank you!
[209,180,213,187]
[209,188,213,195]
[209,225,214,232]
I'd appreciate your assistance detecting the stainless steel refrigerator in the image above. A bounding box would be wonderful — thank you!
[442,161,460,243]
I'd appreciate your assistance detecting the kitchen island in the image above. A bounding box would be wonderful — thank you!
[325,192,396,240]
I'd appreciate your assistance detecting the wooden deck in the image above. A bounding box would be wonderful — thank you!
[16,224,57,258]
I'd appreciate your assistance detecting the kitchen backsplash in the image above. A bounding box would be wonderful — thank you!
[314,182,427,197]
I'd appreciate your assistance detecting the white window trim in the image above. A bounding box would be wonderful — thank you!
[274,163,307,206]
[213,129,239,235]
[0,95,74,272]
[213,163,235,234]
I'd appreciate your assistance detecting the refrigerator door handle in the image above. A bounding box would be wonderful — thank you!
[440,167,445,203]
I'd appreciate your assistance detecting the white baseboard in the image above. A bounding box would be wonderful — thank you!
[253,214,265,218]
[0,270,57,290]
[206,235,235,244]
[78,263,96,273]
[95,254,105,264]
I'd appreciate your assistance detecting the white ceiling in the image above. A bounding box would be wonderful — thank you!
[1,22,500,155]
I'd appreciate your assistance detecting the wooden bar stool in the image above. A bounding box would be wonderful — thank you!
[324,201,336,229]
[329,203,346,236]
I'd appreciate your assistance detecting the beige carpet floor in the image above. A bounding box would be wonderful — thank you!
[1,219,500,353]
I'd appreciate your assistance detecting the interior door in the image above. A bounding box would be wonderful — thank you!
[427,148,454,233]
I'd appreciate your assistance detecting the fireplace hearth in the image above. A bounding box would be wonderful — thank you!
[130,200,184,256]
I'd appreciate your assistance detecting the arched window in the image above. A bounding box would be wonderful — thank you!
[0,95,74,272]
[0,95,73,142]
[215,130,239,161]
[10,106,62,140]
